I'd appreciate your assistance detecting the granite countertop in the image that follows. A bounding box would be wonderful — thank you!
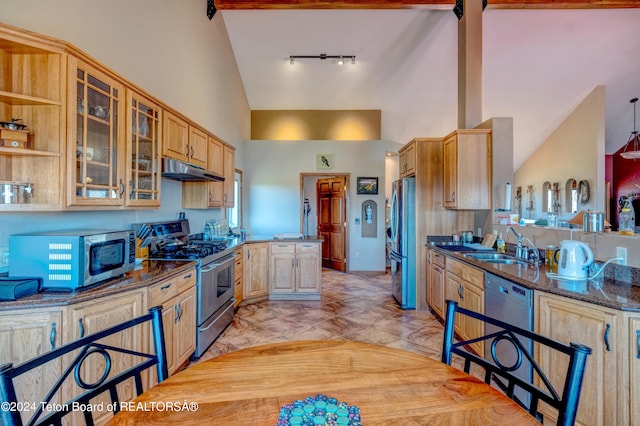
[0,260,197,312]
[429,243,640,312]
[241,235,324,244]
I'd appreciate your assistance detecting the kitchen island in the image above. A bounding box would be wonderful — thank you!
[426,241,640,426]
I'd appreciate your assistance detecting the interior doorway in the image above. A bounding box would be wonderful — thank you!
[300,173,349,272]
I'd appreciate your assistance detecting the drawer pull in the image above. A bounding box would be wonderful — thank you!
[183,273,193,279]
[603,323,611,352]
[160,283,172,290]
[50,322,57,351]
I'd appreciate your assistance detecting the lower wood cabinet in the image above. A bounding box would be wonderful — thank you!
[147,268,197,382]
[0,265,198,425]
[535,291,622,426]
[0,308,64,425]
[234,246,244,308]
[269,242,321,300]
[243,242,269,303]
[443,257,485,355]
[426,248,445,319]
[64,289,146,425]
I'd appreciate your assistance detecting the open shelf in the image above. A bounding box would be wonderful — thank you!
[0,147,61,157]
[0,90,62,106]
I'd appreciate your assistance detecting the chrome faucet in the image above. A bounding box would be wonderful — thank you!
[507,227,525,259]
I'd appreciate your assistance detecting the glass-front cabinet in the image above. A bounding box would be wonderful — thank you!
[69,60,124,207]
[126,91,161,207]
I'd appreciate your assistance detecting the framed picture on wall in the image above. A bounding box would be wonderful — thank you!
[357,177,378,195]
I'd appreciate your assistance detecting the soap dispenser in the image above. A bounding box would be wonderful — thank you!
[497,233,506,253]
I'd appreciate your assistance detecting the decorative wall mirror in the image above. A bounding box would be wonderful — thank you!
[566,178,578,213]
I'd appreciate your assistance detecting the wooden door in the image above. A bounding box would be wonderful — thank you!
[317,176,346,272]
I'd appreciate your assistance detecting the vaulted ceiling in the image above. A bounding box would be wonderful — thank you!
[218,1,640,169]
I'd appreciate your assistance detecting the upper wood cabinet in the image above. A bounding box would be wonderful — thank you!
[163,111,189,162]
[223,145,235,208]
[67,58,126,207]
[443,129,492,210]
[399,141,416,177]
[161,111,207,168]
[125,90,162,207]
[182,139,235,209]
[0,26,66,211]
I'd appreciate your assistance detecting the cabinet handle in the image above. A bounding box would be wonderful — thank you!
[208,191,212,203]
[78,318,85,338]
[183,273,192,280]
[174,305,179,324]
[636,330,640,359]
[185,144,190,157]
[179,304,183,321]
[119,179,125,198]
[190,146,195,158]
[296,259,299,268]
[247,249,251,260]
[458,285,463,300]
[161,283,172,290]
[451,191,456,202]
[604,323,611,352]
[292,259,294,268]
[50,322,57,351]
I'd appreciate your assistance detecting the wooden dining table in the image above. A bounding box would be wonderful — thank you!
[108,340,538,425]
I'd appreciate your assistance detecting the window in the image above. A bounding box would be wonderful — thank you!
[227,170,242,231]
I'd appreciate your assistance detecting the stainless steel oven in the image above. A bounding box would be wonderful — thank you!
[195,251,235,357]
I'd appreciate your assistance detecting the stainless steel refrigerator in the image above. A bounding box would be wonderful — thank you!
[390,177,416,309]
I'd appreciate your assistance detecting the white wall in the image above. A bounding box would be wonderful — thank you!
[244,139,402,271]
[514,86,605,222]
[0,0,251,248]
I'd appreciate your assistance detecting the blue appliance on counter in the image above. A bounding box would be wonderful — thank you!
[389,177,416,309]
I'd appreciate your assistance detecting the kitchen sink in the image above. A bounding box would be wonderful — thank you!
[463,253,530,265]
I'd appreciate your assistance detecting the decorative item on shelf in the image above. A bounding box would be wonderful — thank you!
[356,177,378,195]
[0,181,33,204]
[578,180,590,205]
[138,117,149,137]
[0,119,31,149]
[620,97,640,160]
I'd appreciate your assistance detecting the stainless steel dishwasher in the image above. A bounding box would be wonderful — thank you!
[485,272,534,407]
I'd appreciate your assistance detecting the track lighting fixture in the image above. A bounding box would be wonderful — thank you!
[289,54,356,65]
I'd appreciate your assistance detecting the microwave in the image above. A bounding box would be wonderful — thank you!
[9,229,136,291]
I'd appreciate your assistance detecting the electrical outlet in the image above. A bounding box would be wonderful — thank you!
[616,247,627,266]
[0,246,8,269]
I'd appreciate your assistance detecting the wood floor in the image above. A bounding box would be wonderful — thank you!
[198,269,445,363]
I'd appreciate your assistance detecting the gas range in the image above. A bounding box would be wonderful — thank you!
[133,219,236,358]
[151,239,232,263]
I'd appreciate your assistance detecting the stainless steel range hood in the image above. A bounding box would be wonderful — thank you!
[161,157,224,182]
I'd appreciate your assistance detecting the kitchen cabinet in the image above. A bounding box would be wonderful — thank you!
[535,291,622,426]
[125,90,162,207]
[426,248,445,320]
[234,246,244,308]
[398,141,415,177]
[64,289,145,425]
[0,307,64,424]
[243,243,269,303]
[181,136,236,209]
[188,125,208,168]
[147,268,197,381]
[444,257,485,355]
[269,242,321,300]
[222,145,235,207]
[626,313,640,426]
[162,111,207,168]
[0,26,66,211]
[67,57,126,207]
[443,129,492,210]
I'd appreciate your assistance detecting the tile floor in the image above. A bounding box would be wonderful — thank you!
[198,269,445,363]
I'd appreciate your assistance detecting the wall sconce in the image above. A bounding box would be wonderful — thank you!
[289,54,356,65]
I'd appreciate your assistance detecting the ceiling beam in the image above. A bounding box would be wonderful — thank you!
[214,0,640,10]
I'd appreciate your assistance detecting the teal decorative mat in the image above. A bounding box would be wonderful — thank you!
[277,394,362,425]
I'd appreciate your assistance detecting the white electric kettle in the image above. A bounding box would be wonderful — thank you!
[556,240,594,279]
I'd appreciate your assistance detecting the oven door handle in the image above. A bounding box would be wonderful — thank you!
[201,254,236,272]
